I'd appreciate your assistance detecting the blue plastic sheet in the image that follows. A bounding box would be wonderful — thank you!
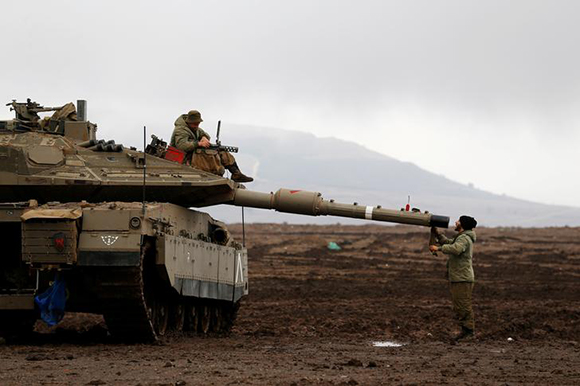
[34,277,66,326]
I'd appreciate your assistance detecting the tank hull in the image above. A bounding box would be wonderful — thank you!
[0,201,247,341]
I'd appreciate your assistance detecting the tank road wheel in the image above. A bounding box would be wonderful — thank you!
[180,300,240,334]
[211,305,222,333]
[170,301,185,332]
[154,300,169,336]
[185,302,199,332]
[198,303,211,334]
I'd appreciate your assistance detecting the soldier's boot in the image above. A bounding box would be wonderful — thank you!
[454,326,475,342]
[227,163,254,183]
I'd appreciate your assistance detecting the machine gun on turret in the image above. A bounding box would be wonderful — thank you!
[7,98,65,123]
[2,99,95,140]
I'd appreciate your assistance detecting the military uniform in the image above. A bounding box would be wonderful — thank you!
[436,229,476,335]
[170,111,252,182]
[170,114,211,153]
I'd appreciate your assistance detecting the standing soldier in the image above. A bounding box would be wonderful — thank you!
[170,110,253,183]
[429,215,477,341]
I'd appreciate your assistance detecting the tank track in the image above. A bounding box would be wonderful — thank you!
[0,310,37,340]
[95,239,239,342]
[95,265,156,342]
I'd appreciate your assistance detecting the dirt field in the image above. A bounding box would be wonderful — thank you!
[1,224,579,385]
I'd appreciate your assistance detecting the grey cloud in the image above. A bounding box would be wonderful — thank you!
[4,1,579,108]
[1,0,579,134]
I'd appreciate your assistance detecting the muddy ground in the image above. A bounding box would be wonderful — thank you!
[1,224,579,385]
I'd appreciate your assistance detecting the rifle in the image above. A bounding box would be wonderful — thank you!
[206,144,239,153]
[206,120,238,153]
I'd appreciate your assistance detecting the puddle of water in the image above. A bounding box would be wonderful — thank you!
[372,341,404,347]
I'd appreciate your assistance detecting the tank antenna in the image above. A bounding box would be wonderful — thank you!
[142,125,147,217]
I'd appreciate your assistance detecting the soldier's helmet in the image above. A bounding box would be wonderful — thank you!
[186,110,203,124]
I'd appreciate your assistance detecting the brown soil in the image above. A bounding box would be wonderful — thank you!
[1,224,579,385]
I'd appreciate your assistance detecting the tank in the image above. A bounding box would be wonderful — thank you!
[0,99,449,341]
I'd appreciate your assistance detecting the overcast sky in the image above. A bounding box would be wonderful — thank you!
[1,0,579,207]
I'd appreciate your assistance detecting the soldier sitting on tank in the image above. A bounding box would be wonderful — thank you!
[170,110,253,183]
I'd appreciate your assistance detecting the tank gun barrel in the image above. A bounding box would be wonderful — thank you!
[28,106,64,113]
[232,188,449,228]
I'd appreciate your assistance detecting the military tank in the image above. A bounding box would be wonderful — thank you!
[0,99,449,342]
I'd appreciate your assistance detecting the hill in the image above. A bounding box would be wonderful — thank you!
[202,124,580,227]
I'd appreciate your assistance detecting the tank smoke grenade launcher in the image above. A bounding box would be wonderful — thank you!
[0,98,449,342]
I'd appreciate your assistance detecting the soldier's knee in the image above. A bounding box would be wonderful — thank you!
[220,152,236,166]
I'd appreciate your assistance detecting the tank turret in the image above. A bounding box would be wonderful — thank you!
[0,100,449,342]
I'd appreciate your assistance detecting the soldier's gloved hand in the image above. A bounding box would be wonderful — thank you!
[429,245,439,253]
[198,138,211,148]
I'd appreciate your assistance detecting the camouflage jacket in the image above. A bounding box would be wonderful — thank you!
[170,114,211,153]
[437,230,476,283]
